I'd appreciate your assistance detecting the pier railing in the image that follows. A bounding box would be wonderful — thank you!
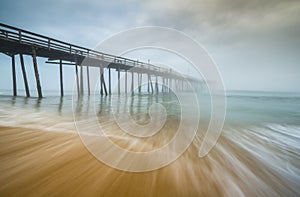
[0,23,172,74]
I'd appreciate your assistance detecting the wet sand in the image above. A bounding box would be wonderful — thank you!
[1,125,299,196]
[0,126,219,196]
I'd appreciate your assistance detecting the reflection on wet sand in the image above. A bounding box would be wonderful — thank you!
[0,94,300,196]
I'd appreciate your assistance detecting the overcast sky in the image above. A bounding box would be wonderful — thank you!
[0,0,299,93]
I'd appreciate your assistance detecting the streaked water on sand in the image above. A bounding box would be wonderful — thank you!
[0,91,300,196]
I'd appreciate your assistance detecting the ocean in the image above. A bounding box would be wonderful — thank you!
[0,90,299,196]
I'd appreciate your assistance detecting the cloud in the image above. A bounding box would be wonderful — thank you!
[133,0,300,46]
[2,0,299,47]
[0,0,299,91]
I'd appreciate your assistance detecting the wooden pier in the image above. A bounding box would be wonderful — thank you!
[0,23,201,98]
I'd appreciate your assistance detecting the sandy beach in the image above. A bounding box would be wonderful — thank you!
[0,126,220,196]
[1,124,299,196]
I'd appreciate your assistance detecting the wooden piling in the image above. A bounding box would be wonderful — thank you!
[109,68,111,95]
[155,75,158,93]
[131,71,134,96]
[167,78,170,92]
[100,67,107,96]
[125,70,127,94]
[86,65,90,96]
[150,75,154,93]
[169,78,172,93]
[19,54,30,97]
[32,48,42,98]
[162,77,164,92]
[165,78,168,92]
[59,60,64,97]
[11,55,17,96]
[80,65,84,95]
[138,73,142,93]
[100,67,103,96]
[147,74,150,93]
[102,71,108,96]
[166,78,168,92]
[75,64,80,96]
[118,66,120,95]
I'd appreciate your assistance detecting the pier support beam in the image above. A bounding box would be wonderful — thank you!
[125,70,127,94]
[80,65,84,95]
[155,76,158,93]
[100,67,103,96]
[100,67,107,96]
[162,77,164,92]
[109,68,111,95]
[165,78,167,92]
[102,77,108,96]
[32,48,42,98]
[11,55,17,96]
[118,66,120,95]
[147,74,150,93]
[167,78,170,92]
[75,64,80,96]
[149,75,153,93]
[138,73,142,93]
[131,72,134,96]
[59,60,64,97]
[20,54,30,97]
[86,65,90,96]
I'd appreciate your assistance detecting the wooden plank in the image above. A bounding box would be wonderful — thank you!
[46,61,76,65]
[20,54,30,97]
